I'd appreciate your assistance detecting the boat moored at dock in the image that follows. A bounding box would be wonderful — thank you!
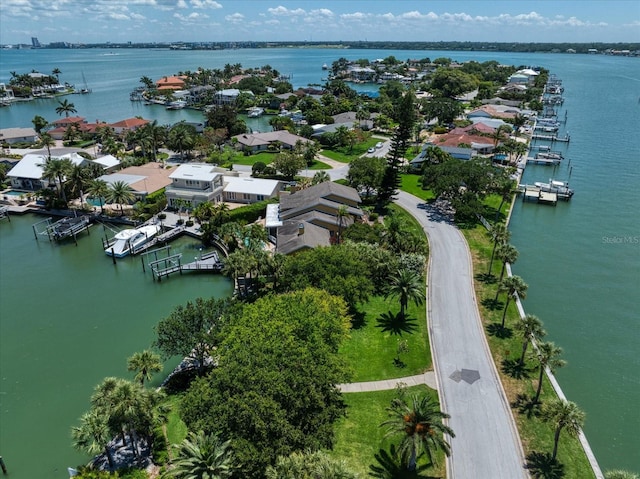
[105,224,161,257]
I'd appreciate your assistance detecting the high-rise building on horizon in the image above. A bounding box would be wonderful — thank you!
[31,37,41,48]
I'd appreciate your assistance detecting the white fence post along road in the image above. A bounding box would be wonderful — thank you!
[395,191,527,479]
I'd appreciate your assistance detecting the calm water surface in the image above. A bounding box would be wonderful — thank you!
[1,47,638,475]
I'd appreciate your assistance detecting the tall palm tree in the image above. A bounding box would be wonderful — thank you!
[39,132,55,159]
[487,222,510,276]
[168,122,196,160]
[533,342,566,403]
[68,164,91,203]
[51,67,61,81]
[165,431,235,479]
[40,157,73,203]
[106,180,136,216]
[495,243,519,286]
[32,115,48,134]
[336,204,349,244]
[55,98,77,117]
[541,399,585,461]
[71,409,115,471]
[127,350,163,386]
[515,314,546,365]
[385,268,425,321]
[382,394,454,470]
[497,275,528,328]
[87,179,110,214]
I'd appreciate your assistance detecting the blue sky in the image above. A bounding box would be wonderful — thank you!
[1,1,638,45]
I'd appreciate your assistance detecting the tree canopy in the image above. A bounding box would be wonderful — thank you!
[180,288,351,478]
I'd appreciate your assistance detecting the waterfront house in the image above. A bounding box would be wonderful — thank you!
[214,88,242,106]
[6,154,53,191]
[99,162,174,200]
[0,127,37,145]
[110,118,150,135]
[52,116,87,129]
[165,163,224,209]
[410,144,475,170]
[222,176,284,204]
[274,182,363,255]
[156,76,186,91]
[232,130,312,153]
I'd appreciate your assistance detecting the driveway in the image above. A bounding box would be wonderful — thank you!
[395,191,527,478]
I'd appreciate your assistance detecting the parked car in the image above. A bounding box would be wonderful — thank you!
[375,142,383,149]
[367,147,376,153]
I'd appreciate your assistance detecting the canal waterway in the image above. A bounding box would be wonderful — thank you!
[1,47,638,475]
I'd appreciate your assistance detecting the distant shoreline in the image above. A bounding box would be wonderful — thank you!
[3,41,639,56]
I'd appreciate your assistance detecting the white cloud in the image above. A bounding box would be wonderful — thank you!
[190,0,221,9]
[225,12,244,24]
[268,6,306,17]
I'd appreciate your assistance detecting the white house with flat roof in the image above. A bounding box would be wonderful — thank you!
[165,163,224,209]
[222,176,284,204]
[0,127,37,145]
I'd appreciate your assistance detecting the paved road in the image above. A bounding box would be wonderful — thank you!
[395,191,527,479]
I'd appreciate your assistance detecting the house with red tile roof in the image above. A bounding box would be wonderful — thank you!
[109,118,150,134]
[51,116,86,128]
[156,76,186,90]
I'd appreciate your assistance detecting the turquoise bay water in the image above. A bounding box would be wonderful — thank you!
[1,48,639,475]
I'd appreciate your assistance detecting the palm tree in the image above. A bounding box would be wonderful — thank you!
[68,164,91,203]
[165,431,235,479]
[55,98,77,117]
[515,314,546,365]
[40,157,73,203]
[106,180,136,216]
[336,204,349,244]
[87,179,110,214]
[140,75,154,90]
[542,399,585,461]
[487,223,510,276]
[533,342,566,403]
[385,268,425,321]
[167,122,196,160]
[52,67,61,81]
[512,113,527,137]
[495,243,519,286]
[32,115,48,134]
[127,350,163,386]
[71,409,115,471]
[382,394,455,470]
[497,275,528,328]
[39,132,55,159]
[494,177,517,219]
[311,170,330,185]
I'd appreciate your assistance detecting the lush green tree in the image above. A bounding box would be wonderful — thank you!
[421,97,464,124]
[533,342,566,404]
[382,394,454,470]
[495,243,519,284]
[378,92,415,206]
[206,105,247,138]
[294,139,320,166]
[127,350,163,386]
[55,98,77,117]
[311,170,330,185]
[181,288,351,478]
[497,275,528,328]
[105,180,136,216]
[429,69,479,99]
[67,164,91,202]
[71,410,115,471]
[39,131,56,159]
[40,157,73,203]
[515,314,546,366]
[487,223,511,276]
[541,399,585,461]
[279,244,375,307]
[165,431,235,479]
[385,268,425,320]
[265,450,357,479]
[86,179,110,214]
[155,297,232,374]
[271,150,306,179]
[32,114,48,134]
[347,155,386,199]
[140,75,154,90]
[167,122,197,159]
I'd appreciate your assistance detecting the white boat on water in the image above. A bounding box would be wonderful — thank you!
[247,106,264,117]
[105,225,161,257]
[534,179,574,198]
[167,100,187,110]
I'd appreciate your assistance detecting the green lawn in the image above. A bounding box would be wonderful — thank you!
[400,173,436,202]
[340,295,430,382]
[320,138,379,163]
[229,151,276,166]
[163,393,188,445]
[331,385,446,478]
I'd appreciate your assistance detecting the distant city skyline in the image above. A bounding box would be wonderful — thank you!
[1,0,639,45]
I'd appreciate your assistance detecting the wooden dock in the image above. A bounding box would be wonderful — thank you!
[32,215,91,244]
[149,250,223,281]
[520,186,558,206]
[526,157,561,166]
[532,132,570,142]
